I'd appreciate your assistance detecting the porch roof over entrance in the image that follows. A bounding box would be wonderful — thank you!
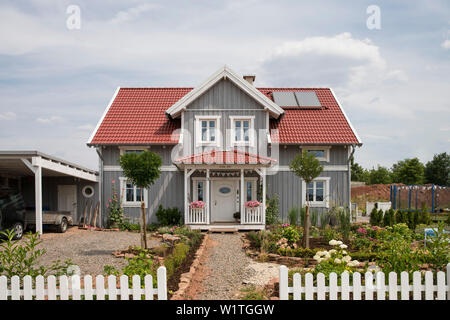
[174,150,276,167]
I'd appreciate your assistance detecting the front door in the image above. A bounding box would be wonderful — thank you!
[211,180,236,222]
[57,185,77,216]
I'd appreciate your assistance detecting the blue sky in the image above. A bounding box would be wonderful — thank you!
[0,0,449,170]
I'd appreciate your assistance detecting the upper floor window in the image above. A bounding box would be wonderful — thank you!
[195,115,221,147]
[119,147,148,156]
[302,146,330,162]
[230,116,254,147]
[201,120,216,142]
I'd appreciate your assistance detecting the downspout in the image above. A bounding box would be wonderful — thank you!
[96,147,104,228]
[347,144,356,220]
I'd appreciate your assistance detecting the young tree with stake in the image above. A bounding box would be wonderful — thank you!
[289,150,323,248]
[119,151,162,249]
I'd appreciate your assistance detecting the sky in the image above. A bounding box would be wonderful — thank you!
[0,0,449,171]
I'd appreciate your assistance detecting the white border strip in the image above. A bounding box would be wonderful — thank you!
[329,88,362,145]
[269,165,348,172]
[103,165,347,172]
[104,165,178,172]
[87,86,121,144]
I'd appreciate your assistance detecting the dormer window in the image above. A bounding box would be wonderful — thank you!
[195,115,221,147]
[230,116,254,147]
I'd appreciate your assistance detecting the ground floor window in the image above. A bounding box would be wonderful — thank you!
[304,178,330,207]
[119,177,147,207]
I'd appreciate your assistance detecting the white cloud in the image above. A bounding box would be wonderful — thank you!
[0,112,16,120]
[36,116,64,124]
[110,4,158,24]
[76,124,94,131]
[441,39,450,50]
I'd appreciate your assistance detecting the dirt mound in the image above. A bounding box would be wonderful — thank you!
[351,184,393,200]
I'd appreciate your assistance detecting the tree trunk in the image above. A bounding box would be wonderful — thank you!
[303,205,310,248]
[140,201,147,249]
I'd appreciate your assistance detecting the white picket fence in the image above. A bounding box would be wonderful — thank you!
[0,266,167,300]
[279,264,450,300]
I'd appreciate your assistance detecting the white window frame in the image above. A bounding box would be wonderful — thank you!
[119,177,148,208]
[192,178,206,202]
[301,146,331,162]
[245,178,258,202]
[195,115,221,147]
[119,146,149,156]
[302,177,330,208]
[230,116,255,147]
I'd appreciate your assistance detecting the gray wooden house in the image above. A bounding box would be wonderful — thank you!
[88,66,362,230]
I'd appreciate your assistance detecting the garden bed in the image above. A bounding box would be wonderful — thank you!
[167,233,204,298]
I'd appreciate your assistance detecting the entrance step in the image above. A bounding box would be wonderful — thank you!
[207,228,238,234]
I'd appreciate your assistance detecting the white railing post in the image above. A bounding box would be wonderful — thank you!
[279,265,289,300]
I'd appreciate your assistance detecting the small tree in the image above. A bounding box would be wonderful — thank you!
[289,150,323,248]
[119,150,162,249]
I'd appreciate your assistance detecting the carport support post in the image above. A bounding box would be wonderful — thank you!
[34,164,43,235]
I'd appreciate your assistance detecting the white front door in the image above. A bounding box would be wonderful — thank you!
[57,185,77,215]
[211,180,236,222]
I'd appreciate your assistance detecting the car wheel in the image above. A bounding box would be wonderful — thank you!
[58,218,68,233]
[12,222,24,240]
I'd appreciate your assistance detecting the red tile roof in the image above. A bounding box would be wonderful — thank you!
[259,88,360,144]
[89,87,359,145]
[174,149,276,165]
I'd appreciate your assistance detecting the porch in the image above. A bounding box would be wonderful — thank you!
[176,150,275,231]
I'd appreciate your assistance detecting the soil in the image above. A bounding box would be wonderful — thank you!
[351,183,450,211]
[166,234,204,299]
[183,235,216,300]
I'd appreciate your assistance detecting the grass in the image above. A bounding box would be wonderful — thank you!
[240,285,269,300]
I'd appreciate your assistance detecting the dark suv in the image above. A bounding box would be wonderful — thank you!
[0,188,26,240]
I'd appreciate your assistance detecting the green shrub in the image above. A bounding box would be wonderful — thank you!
[0,230,73,278]
[321,225,341,242]
[281,225,300,245]
[310,209,319,227]
[265,194,280,225]
[122,248,158,286]
[277,247,319,258]
[155,205,182,226]
[288,206,300,226]
[164,243,190,278]
[369,207,382,226]
[383,209,395,227]
[425,222,450,272]
[336,207,351,241]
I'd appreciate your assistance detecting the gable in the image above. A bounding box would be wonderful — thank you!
[165,65,284,119]
[186,79,266,111]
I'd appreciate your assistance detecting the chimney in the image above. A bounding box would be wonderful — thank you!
[243,74,256,85]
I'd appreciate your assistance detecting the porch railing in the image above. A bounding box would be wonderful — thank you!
[186,206,207,224]
[242,206,264,224]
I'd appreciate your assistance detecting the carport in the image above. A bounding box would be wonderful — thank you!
[0,151,98,234]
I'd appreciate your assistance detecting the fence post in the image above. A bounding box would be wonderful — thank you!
[279,265,289,300]
[157,266,167,300]
[408,185,411,210]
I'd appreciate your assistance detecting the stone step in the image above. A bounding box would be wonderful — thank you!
[207,228,238,234]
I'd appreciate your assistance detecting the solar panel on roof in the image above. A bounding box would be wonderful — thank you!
[294,91,322,108]
[272,91,297,107]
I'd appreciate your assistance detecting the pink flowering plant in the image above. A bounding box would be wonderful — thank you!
[189,201,205,209]
[245,201,261,208]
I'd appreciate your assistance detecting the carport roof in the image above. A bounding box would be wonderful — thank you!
[0,150,98,181]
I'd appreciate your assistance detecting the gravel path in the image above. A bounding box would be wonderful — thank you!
[32,227,160,276]
[196,233,279,300]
